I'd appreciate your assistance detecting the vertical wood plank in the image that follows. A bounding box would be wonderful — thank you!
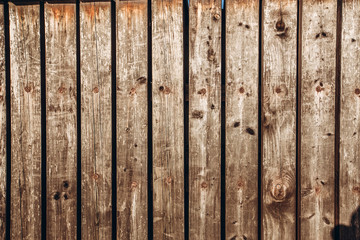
[116,0,148,239]
[80,2,112,239]
[300,0,337,238]
[0,4,5,239]
[152,0,184,239]
[225,1,259,239]
[340,0,360,238]
[262,0,297,239]
[9,4,41,239]
[188,0,221,239]
[45,4,77,239]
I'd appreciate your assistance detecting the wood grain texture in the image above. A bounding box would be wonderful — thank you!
[116,0,148,239]
[262,0,297,239]
[300,0,337,239]
[45,4,77,239]
[339,0,360,238]
[225,1,259,239]
[188,1,221,239]
[0,4,5,239]
[152,0,184,239]
[80,2,112,239]
[9,4,41,239]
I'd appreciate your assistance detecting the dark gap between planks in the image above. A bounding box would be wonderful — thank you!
[220,1,226,240]
[111,0,117,238]
[147,0,153,239]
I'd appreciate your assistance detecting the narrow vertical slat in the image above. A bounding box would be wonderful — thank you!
[300,0,337,238]
[116,0,148,239]
[262,0,297,239]
[0,4,5,239]
[188,1,221,239]
[152,0,184,239]
[9,4,41,239]
[80,2,112,239]
[225,1,259,239]
[339,0,360,238]
[45,4,77,239]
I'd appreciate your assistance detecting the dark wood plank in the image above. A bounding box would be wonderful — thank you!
[339,0,360,238]
[225,1,259,239]
[300,0,337,238]
[152,0,184,239]
[45,4,77,239]
[116,0,148,239]
[262,0,297,239]
[0,4,5,239]
[9,4,41,239]
[80,2,112,239]
[188,1,221,239]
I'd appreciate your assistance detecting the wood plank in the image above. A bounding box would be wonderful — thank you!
[262,0,297,239]
[300,0,337,238]
[0,4,5,239]
[152,0,184,239]
[9,4,41,239]
[225,1,259,239]
[80,2,112,239]
[188,1,221,239]
[116,0,148,239]
[339,0,360,238]
[45,4,77,239]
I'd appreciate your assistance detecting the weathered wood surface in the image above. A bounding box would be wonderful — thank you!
[300,0,337,239]
[188,1,221,239]
[116,0,148,239]
[225,1,259,239]
[80,2,112,239]
[9,4,41,239]
[340,0,360,238]
[262,0,297,239]
[45,4,77,239]
[0,4,5,239]
[152,0,184,239]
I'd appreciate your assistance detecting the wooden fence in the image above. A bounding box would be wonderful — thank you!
[0,0,359,239]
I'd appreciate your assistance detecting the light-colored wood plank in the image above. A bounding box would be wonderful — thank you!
[300,0,337,238]
[116,1,148,239]
[188,1,221,239]
[152,0,184,239]
[0,4,5,239]
[225,1,259,239]
[262,0,297,239]
[340,0,360,238]
[80,2,112,239]
[9,4,41,239]
[45,4,77,239]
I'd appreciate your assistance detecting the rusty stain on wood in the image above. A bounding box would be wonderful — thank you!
[80,2,112,239]
[300,0,337,239]
[45,3,77,239]
[0,4,5,239]
[9,4,41,240]
[189,1,221,239]
[225,1,259,239]
[152,0,184,239]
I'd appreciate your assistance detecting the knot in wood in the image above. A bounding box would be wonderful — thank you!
[213,13,220,20]
[92,86,99,93]
[272,183,286,201]
[275,19,285,32]
[166,176,172,184]
[201,182,208,189]
[239,87,245,94]
[24,85,31,92]
[131,181,138,189]
[355,88,360,95]
[93,173,100,181]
